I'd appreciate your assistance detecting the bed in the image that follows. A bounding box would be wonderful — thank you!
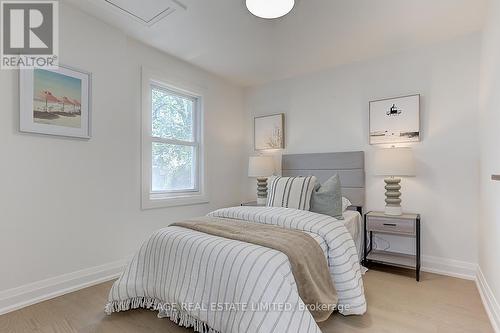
[105,152,367,333]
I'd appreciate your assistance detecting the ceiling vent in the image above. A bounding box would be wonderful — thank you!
[103,0,187,26]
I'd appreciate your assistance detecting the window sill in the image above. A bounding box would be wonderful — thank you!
[142,194,209,210]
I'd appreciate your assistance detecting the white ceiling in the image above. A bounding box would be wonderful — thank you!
[64,0,487,86]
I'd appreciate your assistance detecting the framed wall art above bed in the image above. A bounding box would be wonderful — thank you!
[369,94,420,145]
[254,113,285,150]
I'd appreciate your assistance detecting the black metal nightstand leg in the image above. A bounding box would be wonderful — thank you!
[416,216,421,281]
[369,231,373,252]
[363,213,367,265]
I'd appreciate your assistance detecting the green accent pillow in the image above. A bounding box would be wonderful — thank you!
[310,174,344,220]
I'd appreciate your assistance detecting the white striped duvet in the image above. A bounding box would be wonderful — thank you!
[105,206,366,333]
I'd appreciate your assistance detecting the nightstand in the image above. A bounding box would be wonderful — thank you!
[363,211,421,281]
[240,201,263,207]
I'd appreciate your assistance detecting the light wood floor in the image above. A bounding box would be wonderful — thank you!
[0,266,493,333]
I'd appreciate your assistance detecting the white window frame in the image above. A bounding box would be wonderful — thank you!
[141,68,208,209]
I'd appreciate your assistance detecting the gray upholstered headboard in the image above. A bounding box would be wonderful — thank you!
[282,151,365,208]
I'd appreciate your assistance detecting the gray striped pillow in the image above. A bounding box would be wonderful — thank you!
[266,176,317,210]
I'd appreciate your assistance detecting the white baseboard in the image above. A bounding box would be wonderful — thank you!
[0,258,128,316]
[421,255,477,280]
[476,267,500,333]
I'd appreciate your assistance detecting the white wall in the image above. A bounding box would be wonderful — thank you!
[243,34,481,272]
[0,3,245,294]
[478,0,500,329]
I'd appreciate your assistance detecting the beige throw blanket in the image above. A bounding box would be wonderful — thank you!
[172,216,338,322]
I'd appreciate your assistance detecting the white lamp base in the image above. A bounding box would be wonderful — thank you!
[385,205,402,216]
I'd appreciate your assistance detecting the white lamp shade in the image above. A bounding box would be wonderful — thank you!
[373,148,416,177]
[248,156,275,177]
[246,0,295,19]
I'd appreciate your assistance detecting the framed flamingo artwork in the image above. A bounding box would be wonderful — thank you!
[20,65,92,139]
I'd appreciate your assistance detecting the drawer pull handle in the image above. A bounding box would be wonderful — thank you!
[383,223,397,227]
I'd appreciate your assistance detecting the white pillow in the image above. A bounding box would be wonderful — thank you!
[267,176,317,210]
[342,197,352,212]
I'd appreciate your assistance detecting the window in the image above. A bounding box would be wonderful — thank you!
[142,69,206,209]
[151,86,198,193]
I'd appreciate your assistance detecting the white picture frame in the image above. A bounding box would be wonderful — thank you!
[20,65,92,139]
[369,94,420,145]
[254,113,285,151]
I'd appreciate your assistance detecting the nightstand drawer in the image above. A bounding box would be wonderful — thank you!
[367,216,415,235]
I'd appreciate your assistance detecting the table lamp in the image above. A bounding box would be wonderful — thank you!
[373,147,416,216]
[248,156,275,205]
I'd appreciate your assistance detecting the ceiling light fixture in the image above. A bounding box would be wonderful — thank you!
[246,0,295,19]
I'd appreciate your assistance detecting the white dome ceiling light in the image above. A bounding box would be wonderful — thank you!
[246,0,295,19]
